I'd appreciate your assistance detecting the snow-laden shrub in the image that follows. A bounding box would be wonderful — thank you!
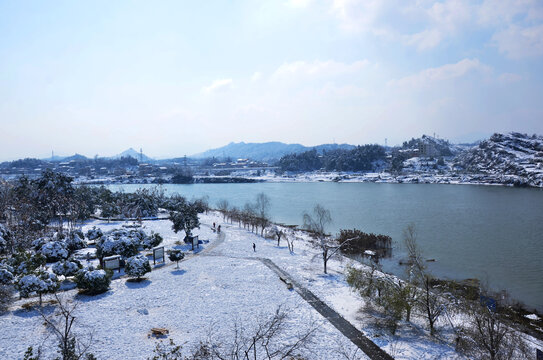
[0,268,14,285]
[96,236,138,259]
[0,285,13,312]
[17,270,60,304]
[31,237,49,251]
[51,260,81,277]
[142,232,163,249]
[125,255,151,280]
[75,268,111,295]
[0,224,10,253]
[86,226,103,241]
[129,229,147,242]
[65,231,87,253]
[168,250,185,268]
[10,251,46,275]
[40,241,69,262]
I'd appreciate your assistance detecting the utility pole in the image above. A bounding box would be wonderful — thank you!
[140,148,143,162]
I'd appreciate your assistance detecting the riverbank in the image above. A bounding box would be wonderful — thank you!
[74,170,543,188]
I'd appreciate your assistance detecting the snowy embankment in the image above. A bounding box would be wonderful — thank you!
[1,212,541,359]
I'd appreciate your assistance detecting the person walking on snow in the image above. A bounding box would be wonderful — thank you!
[252,243,256,252]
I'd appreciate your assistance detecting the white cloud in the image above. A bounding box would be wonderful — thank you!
[404,29,443,51]
[330,0,397,36]
[329,0,543,56]
[389,58,490,88]
[492,24,543,59]
[498,72,523,83]
[286,0,312,8]
[251,72,262,82]
[202,78,233,93]
[271,59,370,80]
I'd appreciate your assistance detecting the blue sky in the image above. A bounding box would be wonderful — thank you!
[1,0,542,160]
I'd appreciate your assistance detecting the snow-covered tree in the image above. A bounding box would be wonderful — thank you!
[52,260,81,277]
[0,285,13,312]
[65,231,87,253]
[169,204,200,237]
[0,224,11,254]
[96,235,138,259]
[75,268,111,295]
[0,267,14,285]
[11,251,46,275]
[125,255,151,281]
[168,250,185,269]
[31,237,49,251]
[141,232,163,249]
[17,270,60,306]
[86,226,103,241]
[40,241,69,262]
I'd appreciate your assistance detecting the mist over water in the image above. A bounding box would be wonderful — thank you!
[110,182,543,312]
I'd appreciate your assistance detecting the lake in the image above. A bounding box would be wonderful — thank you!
[109,182,543,312]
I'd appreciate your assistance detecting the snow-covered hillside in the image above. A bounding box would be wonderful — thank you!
[456,132,543,187]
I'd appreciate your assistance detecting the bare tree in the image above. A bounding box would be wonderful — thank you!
[270,226,284,247]
[403,223,425,277]
[303,204,334,273]
[217,199,230,221]
[38,294,95,360]
[304,205,358,274]
[255,193,271,236]
[403,224,444,334]
[418,275,445,336]
[150,305,318,360]
[459,302,529,360]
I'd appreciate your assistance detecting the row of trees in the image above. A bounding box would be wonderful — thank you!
[216,193,271,236]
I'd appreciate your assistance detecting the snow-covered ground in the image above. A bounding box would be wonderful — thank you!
[1,212,541,359]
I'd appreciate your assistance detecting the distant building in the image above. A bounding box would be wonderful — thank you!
[419,142,438,157]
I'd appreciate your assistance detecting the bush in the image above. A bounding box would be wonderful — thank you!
[40,241,69,262]
[96,236,138,259]
[142,232,163,249]
[0,285,13,312]
[65,231,87,253]
[75,268,111,295]
[31,237,49,251]
[16,270,60,305]
[0,224,11,254]
[52,260,82,277]
[86,227,103,241]
[0,268,14,285]
[336,229,392,257]
[125,255,151,280]
[10,251,46,275]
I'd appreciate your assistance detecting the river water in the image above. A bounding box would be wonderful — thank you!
[109,182,543,312]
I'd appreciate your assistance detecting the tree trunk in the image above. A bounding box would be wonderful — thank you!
[323,248,328,274]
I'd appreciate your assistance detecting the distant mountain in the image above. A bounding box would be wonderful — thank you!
[455,132,543,187]
[45,153,89,162]
[191,141,356,162]
[110,148,153,162]
[63,154,89,162]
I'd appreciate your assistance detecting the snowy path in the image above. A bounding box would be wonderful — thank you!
[256,257,393,360]
[194,227,392,360]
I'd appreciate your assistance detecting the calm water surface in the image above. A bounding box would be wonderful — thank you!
[110,182,543,312]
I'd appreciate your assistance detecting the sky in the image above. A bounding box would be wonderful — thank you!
[1,0,542,161]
